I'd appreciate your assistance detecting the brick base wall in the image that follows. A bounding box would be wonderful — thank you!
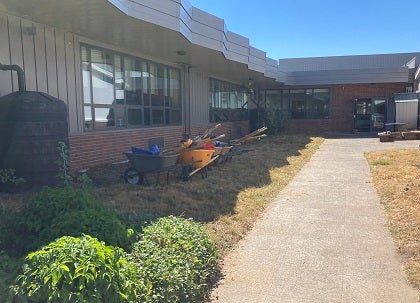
[69,121,249,171]
[286,83,408,133]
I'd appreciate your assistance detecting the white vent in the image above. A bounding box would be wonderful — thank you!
[406,86,413,93]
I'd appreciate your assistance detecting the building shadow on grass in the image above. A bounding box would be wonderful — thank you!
[89,134,316,223]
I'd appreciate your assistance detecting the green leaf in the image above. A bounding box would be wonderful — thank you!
[60,264,70,272]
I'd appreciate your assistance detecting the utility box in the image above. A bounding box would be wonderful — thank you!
[394,93,419,130]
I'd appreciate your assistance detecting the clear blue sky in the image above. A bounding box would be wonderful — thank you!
[189,0,420,59]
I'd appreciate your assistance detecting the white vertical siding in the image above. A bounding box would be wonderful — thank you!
[21,19,37,91]
[54,29,68,102]
[64,32,78,134]
[0,13,12,97]
[0,12,80,133]
[7,15,24,92]
[45,26,58,97]
[34,23,48,93]
[189,69,209,126]
[395,101,419,130]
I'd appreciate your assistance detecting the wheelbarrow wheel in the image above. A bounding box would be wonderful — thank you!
[181,165,193,181]
[124,167,143,185]
[200,166,208,179]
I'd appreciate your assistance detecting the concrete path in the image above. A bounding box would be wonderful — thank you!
[210,137,419,303]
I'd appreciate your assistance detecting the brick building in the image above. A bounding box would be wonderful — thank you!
[0,0,419,171]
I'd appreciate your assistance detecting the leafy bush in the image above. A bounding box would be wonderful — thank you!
[117,211,159,233]
[0,168,25,193]
[10,235,147,303]
[0,187,131,257]
[56,141,73,187]
[0,251,22,302]
[39,207,132,251]
[130,216,218,303]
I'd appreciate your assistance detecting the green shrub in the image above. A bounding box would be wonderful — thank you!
[39,207,132,251]
[117,211,159,233]
[0,207,24,256]
[0,168,25,193]
[130,216,218,303]
[10,235,147,303]
[0,251,22,303]
[0,187,131,257]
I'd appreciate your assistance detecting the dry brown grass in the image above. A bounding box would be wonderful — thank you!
[91,134,324,256]
[0,134,323,258]
[366,149,420,290]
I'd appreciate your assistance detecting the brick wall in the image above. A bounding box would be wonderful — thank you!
[286,83,408,133]
[69,121,249,171]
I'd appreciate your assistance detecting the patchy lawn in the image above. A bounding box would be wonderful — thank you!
[0,134,323,258]
[366,149,420,291]
[88,134,324,256]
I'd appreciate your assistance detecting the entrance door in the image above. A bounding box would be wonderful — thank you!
[371,98,386,131]
[354,98,372,132]
[354,98,386,132]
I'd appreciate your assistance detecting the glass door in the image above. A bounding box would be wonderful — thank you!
[371,98,386,131]
[354,98,372,132]
[354,98,387,132]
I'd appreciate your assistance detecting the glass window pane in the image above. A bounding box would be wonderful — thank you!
[114,55,124,105]
[265,90,282,109]
[150,63,165,106]
[169,68,180,108]
[124,57,142,105]
[152,109,164,124]
[84,106,92,130]
[142,62,149,106]
[81,46,91,104]
[165,109,170,124]
[93,107,125,128]
[242,90,248,109]
[81,44,181,129]
[91,49,115,105]
[209,78,247,122]
[94,108,113,129]
[144,108,150,125]
[313,88,330,118]
[290,89,305,119]
[171,110,181,124]
[221,82,229,108]
[230,85,237,109]
[128,108,142,125]
[282,90,290,111]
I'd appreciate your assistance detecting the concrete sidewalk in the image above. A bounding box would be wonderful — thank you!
[210,138,419,303]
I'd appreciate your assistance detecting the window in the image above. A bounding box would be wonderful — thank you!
[209,78,248,122]
[289,88,330,119]
[81,45,181,131]
[260,88,330,120]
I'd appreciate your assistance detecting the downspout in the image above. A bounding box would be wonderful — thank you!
[182,65,188,139]
[0,63,26,92]
[181,63,191,140]
[187,65,192,137]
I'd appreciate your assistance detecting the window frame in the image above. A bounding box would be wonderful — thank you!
[81,44,181,131]
[261,87,331,120]
[209,78,248,122]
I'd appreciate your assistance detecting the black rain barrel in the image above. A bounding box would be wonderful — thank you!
[0,91,68,188]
